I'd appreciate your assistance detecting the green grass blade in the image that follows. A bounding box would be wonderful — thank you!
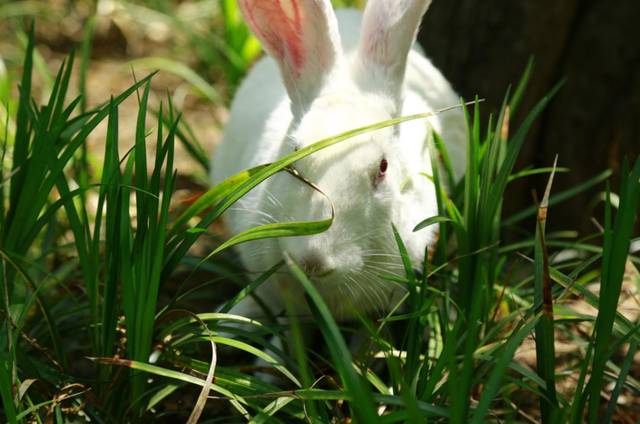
[9,23,34,210]
[507,166,569,182]
[218,262,282,314]
[79,15,96,113]
[128,57,222,104]
[90,357,251,417]
[165,106,467,276]
[0,353,17,423]
[155,107,210,172]
[0,248,64,368]
[98,101,121,357]
[486,82,563,226]
[509,57,535,115]
[432,130,456,190]
[132,80,151,256]
[284,253,378,423]
[587,157,640,422]
[169,164,269,235]
[281,286,325,423]
[413,215,452,232]
[602,338,638,423]
[534,160,559,422]
[471,316,539,423]
[205,217,333,261]
[199,157,334,261]
[503,169,612,227]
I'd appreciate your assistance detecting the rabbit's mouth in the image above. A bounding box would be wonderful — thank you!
[308,269,335,278]
[300,256,336,279]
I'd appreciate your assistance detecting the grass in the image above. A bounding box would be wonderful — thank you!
[1,3,639,424]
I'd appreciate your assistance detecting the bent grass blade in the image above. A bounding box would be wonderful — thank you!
[168,102,476,273]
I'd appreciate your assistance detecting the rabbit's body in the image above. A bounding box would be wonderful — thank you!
[211,2,465,320]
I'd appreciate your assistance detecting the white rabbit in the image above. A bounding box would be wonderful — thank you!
[211,0,466,320]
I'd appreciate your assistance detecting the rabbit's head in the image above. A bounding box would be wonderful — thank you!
[238,0,440,317]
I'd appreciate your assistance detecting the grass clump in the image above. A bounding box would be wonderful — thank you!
[0,21,639,424]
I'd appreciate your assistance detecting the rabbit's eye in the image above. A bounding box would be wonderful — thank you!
[379,159,388,175]
[373,158,387,188]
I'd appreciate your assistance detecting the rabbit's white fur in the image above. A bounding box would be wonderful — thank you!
[211,1,466,320]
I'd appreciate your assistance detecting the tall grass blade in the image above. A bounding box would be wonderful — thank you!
[284,253,378,423]
[281,287,325,422]
[509,57,535,115]
[451,85,560,423]
[534,158,559,422]
[7,23,34,236]
[91,357,251,416]
[471,316,540,423]
[128,57,222,104]
[0,353,17,423]
[202,167,335,261]
[586,157,640,422]
[503,169,612,226]
[602,338,638,423]
[79,15,96,113]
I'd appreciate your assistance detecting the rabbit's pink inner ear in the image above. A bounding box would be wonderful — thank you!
[238,0,342,111]
[241,0,306,75]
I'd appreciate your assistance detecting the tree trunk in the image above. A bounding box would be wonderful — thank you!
[418,0,640,233]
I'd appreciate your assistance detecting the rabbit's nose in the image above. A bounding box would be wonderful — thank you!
[300,255,334,278]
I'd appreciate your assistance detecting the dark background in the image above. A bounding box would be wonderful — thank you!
[418,0,640,233]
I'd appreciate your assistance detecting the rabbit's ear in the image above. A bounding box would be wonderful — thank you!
[354,0,432,107]
[238,0,342,114]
